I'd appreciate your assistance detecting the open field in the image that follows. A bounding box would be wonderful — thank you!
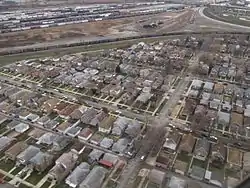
[0,10,193,49]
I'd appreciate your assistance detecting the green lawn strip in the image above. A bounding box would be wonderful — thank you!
[18,184,30,188]
[192,158,206,168]
[0,159,15,172]
[52,183,70,188]
[147,182,160,188]
[11,166,23,175]
[176,152,192,163]
[0,127,8,134]
[40,181,51,188]
[26,171,48,185]
[225,168,240,179]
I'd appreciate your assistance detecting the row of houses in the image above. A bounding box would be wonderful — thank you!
[154,130,249,187]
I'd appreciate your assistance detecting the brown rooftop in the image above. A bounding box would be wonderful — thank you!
[179,134,196,153]
[59,104,80,117]
[5,142,28,160]
[56,122,71,132]
[54,102,68,112]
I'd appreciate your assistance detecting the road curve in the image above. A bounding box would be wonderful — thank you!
[199,7,250,30]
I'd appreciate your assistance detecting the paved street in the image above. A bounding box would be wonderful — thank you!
[117,70,190,188]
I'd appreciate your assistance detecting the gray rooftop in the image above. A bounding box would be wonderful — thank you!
[100,137,114,149]
[79,166,107,188]
[17,145,40,165]
[0,136,12,151]
[65,162,90,188]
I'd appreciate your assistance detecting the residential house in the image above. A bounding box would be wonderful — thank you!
[211,142,226,167]
[89,111,108,127]
[100,138,114,149]
[217,111,230,128]
[179,134,196,154]
[14,123,30,133]
[112,138,130,154]
[53,102,68,113]
[148,169,165,187]
[112,117,130,136]
[16,145,40,165]
[18,110,30,120]
[209,98,221,110]
[81,108,98,125]
[5,142,28,161]
[193,138,210,161]
[88,149,104,164]
[234,100,244,114]
[188,90,199,98]
[48,152,78,182]
[41,98,60,113]
[90,133,104,145]
[163,132,181,153]
[70,106,87,120]
[213,83,224,94]
[136,90,153,104]
[221,102,232,112]
[0,136,13,152]
[234,87,244,99]
[191,79,203,90]
[37,116,50,126]
[224,84,234,96]
[58,104,79,119]
[194,105,207,122]
[70,142,85,155]
[102,153,118,166]
[65,162,90,188]
[37,132,57,145]
[156,152,174,169]
[78,128,93,141]
[44,120,59,130]
[26,114,40,122]
[125,120,141,138]
[52,136,71,151]
[66,126,82,137]
[56,122,71,134]
[28,129,46,140]
[29,152,54,172]
[203,82,214,93]
[98,116,116,134]
[79,166,107,188]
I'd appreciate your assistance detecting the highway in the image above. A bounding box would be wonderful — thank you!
[199,7,250,30]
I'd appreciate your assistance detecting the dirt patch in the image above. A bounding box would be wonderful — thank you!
[0,18,132,48]
[0,10,193,48]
